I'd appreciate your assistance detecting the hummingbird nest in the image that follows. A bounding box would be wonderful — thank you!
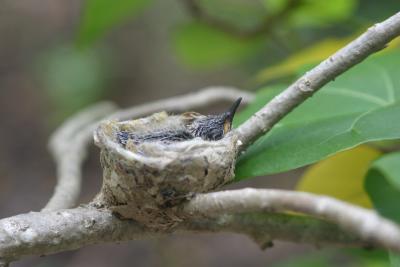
[93,107,241,230]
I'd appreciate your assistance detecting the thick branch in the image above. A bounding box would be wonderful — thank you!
[184,213,365,249]
[44,87,254,211]
[184,188,400,252]
[235,12,400,150]
[0,207,156,262]
[0,206,365,261]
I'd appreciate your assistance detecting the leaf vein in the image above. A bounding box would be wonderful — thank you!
[324,87,388,106]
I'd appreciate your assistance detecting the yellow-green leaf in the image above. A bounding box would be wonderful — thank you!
[288,0,357,27]
[256,34,400,83]
[256,37,352,82]
[296,145,381,208]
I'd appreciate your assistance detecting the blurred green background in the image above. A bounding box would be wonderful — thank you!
[0,0,399,266]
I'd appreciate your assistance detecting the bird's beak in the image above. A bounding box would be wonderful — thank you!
[223,97,242,134]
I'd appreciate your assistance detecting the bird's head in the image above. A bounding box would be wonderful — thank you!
[186,97,242,141]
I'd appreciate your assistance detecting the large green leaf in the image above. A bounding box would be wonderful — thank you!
[365,152,400,223]
[256,37,354,83]
[364,152,400,266]
[77,0,151,47]
[234,50,400,180]
[389,252,400,267]
[255,29,400,83]
[173,22,263,69]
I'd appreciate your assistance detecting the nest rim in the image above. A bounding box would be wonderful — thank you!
[94,119,240,167]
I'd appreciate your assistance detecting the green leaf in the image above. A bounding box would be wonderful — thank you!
[264,0,357,27]
[291,0,357,27]
[364,152,400,267]
[390,252,400,267]
[234,50,400,180]
[365,152,400,223]
[77,0,151,47]
[173,22,263,69]
[346,248,391,267]
[256,36,353,82]
[357,0,400,22]
[256,34,400,83]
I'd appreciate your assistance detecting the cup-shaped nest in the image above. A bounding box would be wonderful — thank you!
[94,111,240,230]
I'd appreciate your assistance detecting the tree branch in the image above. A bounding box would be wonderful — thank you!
[0,206,367,262]
[183,213,365,249]
[235,11,400,150]
[184,188,400,252]
[0,207,156,262]
[44,87,254,211]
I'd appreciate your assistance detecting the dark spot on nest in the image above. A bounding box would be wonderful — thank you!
[160,188,189,208]
[160,188,176,200]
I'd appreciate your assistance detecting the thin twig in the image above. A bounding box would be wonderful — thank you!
[44,102,118,211]
[48,102,117,157]
[184,188,400,252]
[235,11,400,150]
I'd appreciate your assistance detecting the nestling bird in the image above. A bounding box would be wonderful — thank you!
[117,97,242,145]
